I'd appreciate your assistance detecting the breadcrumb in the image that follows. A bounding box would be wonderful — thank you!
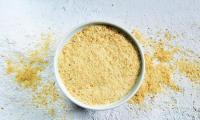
[130,30,181,104]
[5,34,66,118]
[58,25,141,105]
[5,34,53,90]
[178,60,200,84]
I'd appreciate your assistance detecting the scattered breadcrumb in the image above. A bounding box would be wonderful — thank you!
[5,34,53,90]
[129,54,181,104]
[33,81,61,117]
[32,81,60,107]
[129,29,181,104]
[5,34,68,118]
[133,30,156,47]
[58,25,141,105]
[164,30,176,41]
[6,60,15,74]
[178,59,200,84]
[154,41,180,62]
[48,108,56,117]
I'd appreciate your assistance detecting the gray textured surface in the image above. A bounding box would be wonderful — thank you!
[0,0,200,120]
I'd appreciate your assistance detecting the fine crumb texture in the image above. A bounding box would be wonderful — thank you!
[32,81,60,107]
[5,34,68,118]
[154,41,180,62]
[6,60,15,74]
[129,29,181,104]
[178,60,200,84]
[5,34,54,90]
[129,54,180,104]
[58,25,141,105]
[164,30,176,41]
[133,30,155,47]
[48,108,56,117]
[32,81,62,118]
[32,80,68,118]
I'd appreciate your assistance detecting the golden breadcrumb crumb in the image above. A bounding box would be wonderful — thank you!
[58,25,141,105]
[130,30,181,104]
[5,34,53,90]
[5,34,67,118]
[178,60,200,84]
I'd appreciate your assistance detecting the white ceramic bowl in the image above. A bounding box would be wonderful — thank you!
[54,21,145,110]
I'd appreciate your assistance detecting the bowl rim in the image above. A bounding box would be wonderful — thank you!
[54,21,145,110]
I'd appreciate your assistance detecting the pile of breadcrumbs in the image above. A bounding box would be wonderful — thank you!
[58,25,141,105]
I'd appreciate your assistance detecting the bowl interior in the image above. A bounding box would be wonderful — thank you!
[54,21,145,110]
